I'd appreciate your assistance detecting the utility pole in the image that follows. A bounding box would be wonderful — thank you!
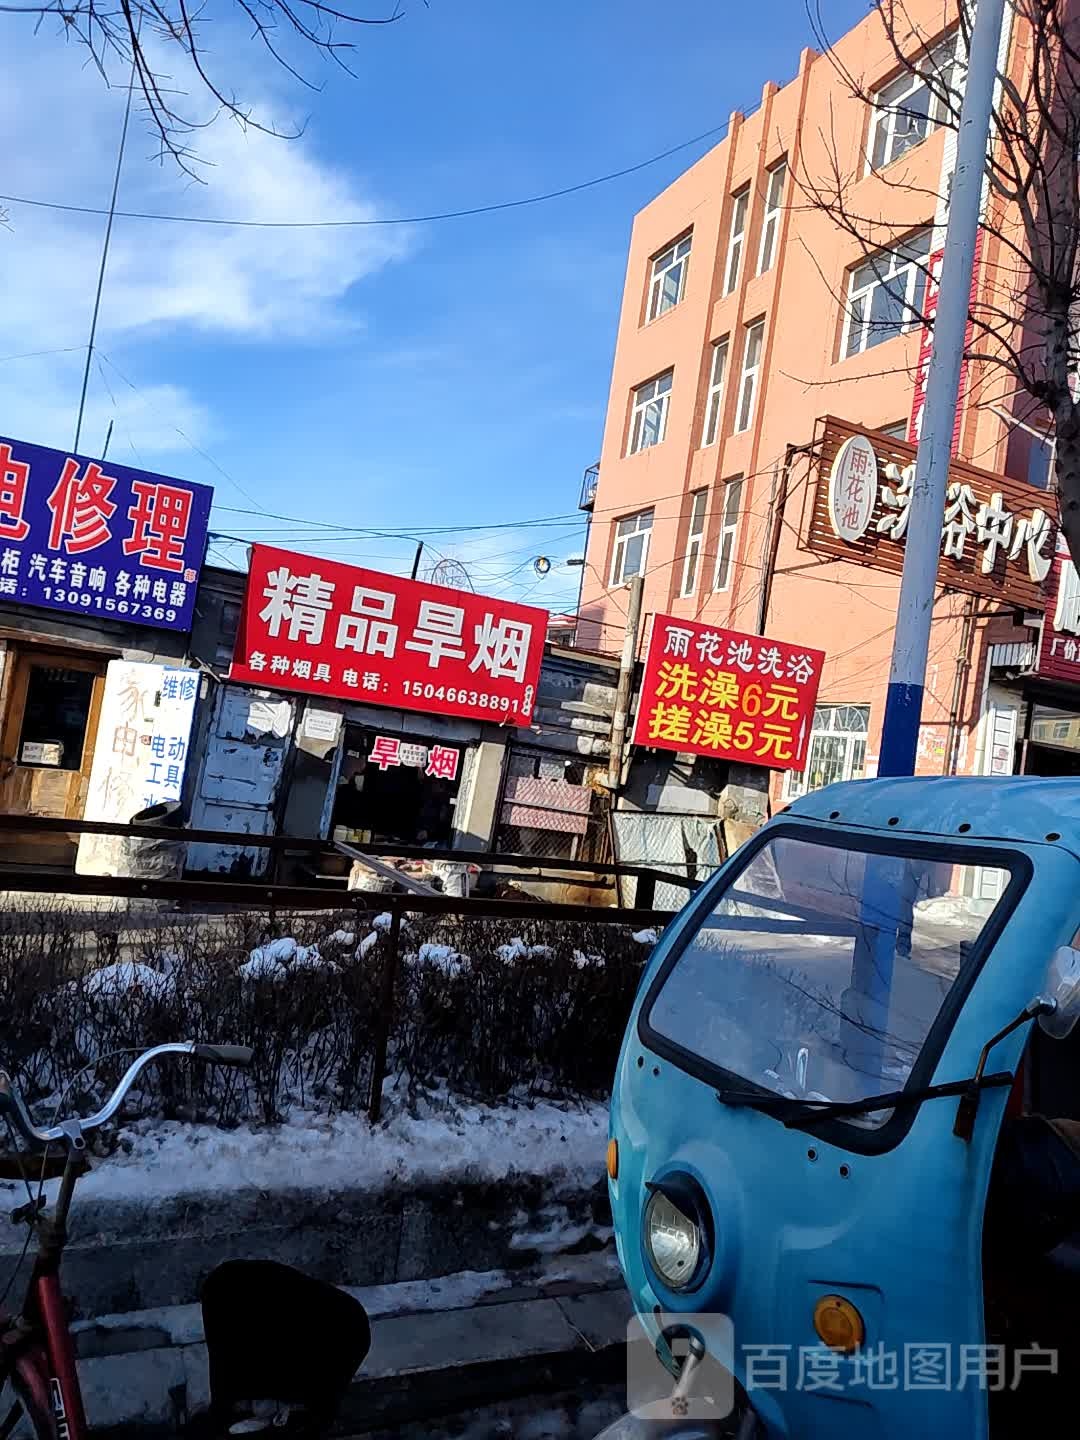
[607,573,644,791]
[878,0,1006,777]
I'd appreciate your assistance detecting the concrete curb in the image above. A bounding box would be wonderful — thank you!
[72,1263,633,1436]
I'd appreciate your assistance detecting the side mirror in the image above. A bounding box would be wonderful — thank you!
[1033,945,1080,1040]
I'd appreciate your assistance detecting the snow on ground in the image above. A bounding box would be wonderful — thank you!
[84,962,176,1000]
[65,1093,608,1203]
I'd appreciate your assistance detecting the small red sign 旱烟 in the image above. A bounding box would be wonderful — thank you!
[632,615,825,772]
[230,545,548,729]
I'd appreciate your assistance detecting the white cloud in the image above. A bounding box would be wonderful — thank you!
[0,25,410,457]
[0,353,212,463]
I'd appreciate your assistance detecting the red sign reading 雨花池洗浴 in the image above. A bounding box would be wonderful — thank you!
[632,616,824,772]
[229,545,547,728]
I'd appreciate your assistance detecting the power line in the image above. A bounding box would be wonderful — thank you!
[0,118,741,232]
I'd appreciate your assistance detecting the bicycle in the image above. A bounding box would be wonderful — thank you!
[0,1042,371,1440]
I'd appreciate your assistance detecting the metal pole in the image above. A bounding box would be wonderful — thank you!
[606,573,644,792]
[73,55,137,455]
[410,542,424,580]
[878,0,1006,777]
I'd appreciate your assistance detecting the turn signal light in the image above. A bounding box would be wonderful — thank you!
[813,1295,865,1354]
[606,1138,619,1181]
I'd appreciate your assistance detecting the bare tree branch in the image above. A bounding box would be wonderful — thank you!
[791,0,1080,568]
[1,0,401,173]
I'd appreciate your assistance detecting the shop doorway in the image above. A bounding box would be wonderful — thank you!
[0,649,107,863]
[1024,705,1080,778]
[331,726,464,847]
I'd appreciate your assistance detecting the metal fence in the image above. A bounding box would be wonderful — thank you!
[0,814,683,1128]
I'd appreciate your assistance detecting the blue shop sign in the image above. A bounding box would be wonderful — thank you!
[0,434,213,631]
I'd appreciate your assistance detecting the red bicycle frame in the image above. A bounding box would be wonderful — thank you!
[1,1156,90,1440]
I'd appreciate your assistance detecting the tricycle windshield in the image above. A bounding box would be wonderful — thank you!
[644,831,1019,1129]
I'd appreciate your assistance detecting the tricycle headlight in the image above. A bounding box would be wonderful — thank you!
[644,1187,701,1290]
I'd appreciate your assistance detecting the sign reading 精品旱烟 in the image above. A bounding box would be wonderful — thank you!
[632,616,824,772]
[0,435,212,630]
[808,417,1054,610]
[229,546,547,728]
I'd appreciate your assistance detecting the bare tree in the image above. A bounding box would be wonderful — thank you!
[1,0,402,174]
[794,0,1080,570]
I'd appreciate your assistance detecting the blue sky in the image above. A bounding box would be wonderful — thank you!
[0,0,870,616]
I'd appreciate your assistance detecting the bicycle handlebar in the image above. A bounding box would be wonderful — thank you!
[0,1040,253,1150]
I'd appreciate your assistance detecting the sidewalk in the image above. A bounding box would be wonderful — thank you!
[73,1254,632,1436]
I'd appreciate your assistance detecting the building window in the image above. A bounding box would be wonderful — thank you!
[724,188,750,295]
[713,477,744,592]
[680,490,709,597]
[878,420,909,439]
[757,162,787,274]
[610,509,654,586]
[735,321,764,433]
[701,339,729,447]
[842,230,931,359]
[869,32,959,171]
[647,234,692,321]
[786,704,870,799]
[628,371,673,455]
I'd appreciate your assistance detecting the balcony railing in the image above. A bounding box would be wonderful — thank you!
[580,463,599,511]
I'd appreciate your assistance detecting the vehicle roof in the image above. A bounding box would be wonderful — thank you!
[782,776,1080,851]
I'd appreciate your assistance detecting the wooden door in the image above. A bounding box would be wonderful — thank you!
[0,650,106,863]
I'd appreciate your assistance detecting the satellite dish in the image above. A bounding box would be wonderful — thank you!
[426,557,475,592]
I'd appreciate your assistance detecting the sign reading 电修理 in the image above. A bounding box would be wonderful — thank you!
[808,417,1055,610]
[0,434,212,630]
[632,616,824,772]
[229,545,547,728]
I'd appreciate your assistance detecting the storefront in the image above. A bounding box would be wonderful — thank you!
[331,723,466,847]
[0,434,212,865]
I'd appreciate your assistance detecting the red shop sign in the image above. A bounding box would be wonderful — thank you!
[1037,538,1080,684]
[632,615,824,772]
[230,545,547,728]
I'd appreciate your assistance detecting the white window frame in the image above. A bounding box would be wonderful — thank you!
[735,322,764,433]
[609,509,654,587]
[724,189,750,295]
[842,230,931,359]
[785,704,870,799]
[756,161,787,275]
[647,234,692,321]
[701,338,729,447]
[627,371,673,455]
[868,32,960,171]
[679,490,709,597]
[713,477,744,593]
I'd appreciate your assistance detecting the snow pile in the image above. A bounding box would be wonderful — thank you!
[632,928,659,946]
[69,1093,608,1202]
[84,963,175,1001]
[240,937,329,981]
[357,931,379,957]
[414,942,468,978]
[572,950,605,970]
[326,930,355,948]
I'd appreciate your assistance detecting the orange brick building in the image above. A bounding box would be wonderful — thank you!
[578,0,1066,815]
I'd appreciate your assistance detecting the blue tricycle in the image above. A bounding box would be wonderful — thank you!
[598,776,1080,1438]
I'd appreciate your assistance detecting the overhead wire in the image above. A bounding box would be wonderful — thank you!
[0,116,748,232]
